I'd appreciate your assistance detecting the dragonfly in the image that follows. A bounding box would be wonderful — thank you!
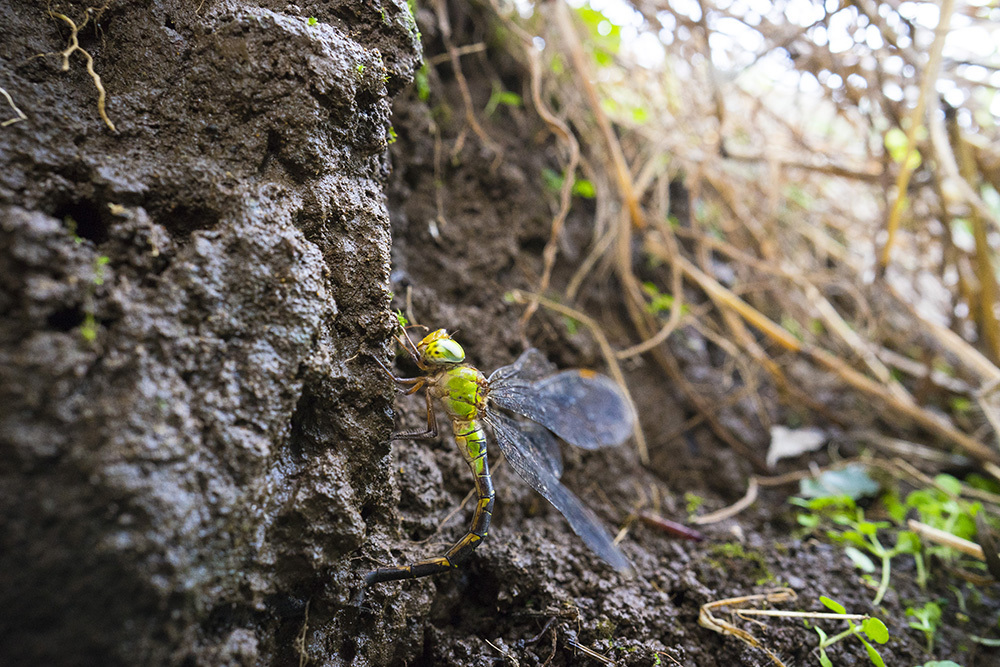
[363,328,635,589]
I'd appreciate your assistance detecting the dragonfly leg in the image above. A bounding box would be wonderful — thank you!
[391,390,439,441]
[362,428,496,587]
[373,355,423,387]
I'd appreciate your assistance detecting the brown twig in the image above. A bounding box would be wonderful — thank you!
[878,0,954,271]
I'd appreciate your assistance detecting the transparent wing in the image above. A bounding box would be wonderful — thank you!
[486,410,632,573]
[489,360,635,450]
[487,348,556,384]
[506,414,564,479]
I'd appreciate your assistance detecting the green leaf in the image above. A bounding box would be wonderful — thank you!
[819,648,833,667]
[949,396,973,414]
[894,530,922,555]
[496,91,522,107]
[934,474,963,496]
[415,66,430,101]
[862,618,889,644]
[844,545,877,572]
[864,641,885,667]
[307,16,318,26]
[819,596,846,614]
[884,127,922,169]
[572,179,596,198]
[541,167,563,193]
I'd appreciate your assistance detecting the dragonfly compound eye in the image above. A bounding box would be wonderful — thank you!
[426,338,465,364]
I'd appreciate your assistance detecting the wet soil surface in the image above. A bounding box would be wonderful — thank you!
[1,1,998,666]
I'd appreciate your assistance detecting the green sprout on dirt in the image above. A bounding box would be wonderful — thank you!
[793,467,997,612]
[80,311,98,343]
[685,492,705,516]
[811,596,889,667]
[307,17,318,26]
[356,63,365,74]
[701,589,889,667]
[642,282,688,317]
[540,167,595,199]
[907,601,943,653]
[394,310,409,329]
[483,81,521,117]
[93,255,110,285]
[792,494,922,605]
[708,543,774,586]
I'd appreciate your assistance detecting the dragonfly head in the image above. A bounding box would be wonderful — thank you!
[417,329,466,367]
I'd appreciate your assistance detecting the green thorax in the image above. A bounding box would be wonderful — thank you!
[428,364,488,422]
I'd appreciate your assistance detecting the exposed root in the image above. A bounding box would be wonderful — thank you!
[0,87,28,126]
[47,3,117,132]
[699,589,795,667]
[432,0,501,165]
[469,0,1000,481]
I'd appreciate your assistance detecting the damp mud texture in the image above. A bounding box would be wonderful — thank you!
[1,0,418,664]
[2,1,998,667]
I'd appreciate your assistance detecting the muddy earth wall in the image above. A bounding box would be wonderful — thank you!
[0,1,419,663]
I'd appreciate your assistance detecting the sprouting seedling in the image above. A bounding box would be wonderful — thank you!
[792,494,921,605]
[699,589,889,667]
[809,596,890,667]
[906,601,943,653]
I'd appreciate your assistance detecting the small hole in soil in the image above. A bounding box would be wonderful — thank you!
[47,306,85,332]
[339,636,357,663]
[54,199,107,244]
[360,503,376,521]
[160,203,219,237]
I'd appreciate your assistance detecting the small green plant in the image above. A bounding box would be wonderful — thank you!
[685,492,704,516]
[414,64,430,101]
[93,255,110,285]
[307,16,318,26]
[394,309,409,329]
[792,494,921,605]
[356,63,365,74]
[642,282,689,317]
[483,81,522,117]
[708,543,773,586]
[884,125,925,170]
[907,601,943,653]
[812,596,889,667]
[540,167,596,199]
[80,311,98,342]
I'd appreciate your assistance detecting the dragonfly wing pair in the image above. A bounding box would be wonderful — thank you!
[485,349,636,573]
[488,350,636,450]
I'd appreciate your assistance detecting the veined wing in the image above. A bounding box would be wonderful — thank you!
[487,348,556,384]
[488,352,635,450]
[486,409,632,573]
